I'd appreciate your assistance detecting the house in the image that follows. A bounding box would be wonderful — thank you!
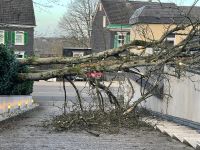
[92,0,200,54]
[120,1,200,134]
[91,0,176,52]
[91,0,133,52]
[129,4,200,50]
[0,0,36,58]
[63,47,92,57]
[34,37,92,58]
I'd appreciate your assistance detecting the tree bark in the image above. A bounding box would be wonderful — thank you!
[18,60,156,81]
[66,78,84,112]
[19,43,133,66]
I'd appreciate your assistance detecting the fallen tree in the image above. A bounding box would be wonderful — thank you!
[16,18,200,114]
[2,2,200,135]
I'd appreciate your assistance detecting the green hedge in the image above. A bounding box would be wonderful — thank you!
[0,45,33,95]
[131,40,151,46]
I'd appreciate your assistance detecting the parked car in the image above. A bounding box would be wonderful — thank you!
[74,75,86,81]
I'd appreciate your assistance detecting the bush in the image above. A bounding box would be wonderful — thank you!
[132,40,151,46]
[0,45,33,95]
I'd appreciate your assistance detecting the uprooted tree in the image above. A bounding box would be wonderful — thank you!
[2,1,200,133]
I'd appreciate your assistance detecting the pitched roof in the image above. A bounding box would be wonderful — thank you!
[101,0,176,25]
[129,5,181,24]
[129,5,200,24]
[180,6,200,19]
[0,0,36,26]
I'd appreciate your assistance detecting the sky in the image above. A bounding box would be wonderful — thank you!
[34,0,69,37]
[33,0,200,37]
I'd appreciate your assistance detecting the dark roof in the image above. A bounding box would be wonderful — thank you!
[0,0,35,26]
[180,6,200,19]
[101,0,176,24]
[129,5,200,24]
[129,5,182,24]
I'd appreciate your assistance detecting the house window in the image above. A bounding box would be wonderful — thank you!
[0,30,4,44]
[15,31,24,45]
[99,3,102,11]
[103,16,107,27]
[15,51,25,59]
[118,34,126,46]
[114,32,130,48]
[73,51,84,57]
[165,33,175,47]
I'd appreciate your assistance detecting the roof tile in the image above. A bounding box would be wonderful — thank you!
[0,0,35,26]
[101,0,176,24]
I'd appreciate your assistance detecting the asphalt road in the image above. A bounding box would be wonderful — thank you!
[32,82,90,102]
[32,81,122,105]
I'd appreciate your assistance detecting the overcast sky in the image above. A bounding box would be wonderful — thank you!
[33,0,200,37]
[34,0,68,37]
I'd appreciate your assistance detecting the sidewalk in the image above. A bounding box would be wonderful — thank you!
[142,117,200,149]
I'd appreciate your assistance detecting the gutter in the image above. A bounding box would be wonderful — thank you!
[0,23,36,28]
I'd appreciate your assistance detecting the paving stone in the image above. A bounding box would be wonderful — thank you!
[0,105,193,150]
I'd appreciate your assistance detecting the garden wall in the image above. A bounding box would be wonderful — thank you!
[0,96,33,114]
[124,67,200,126]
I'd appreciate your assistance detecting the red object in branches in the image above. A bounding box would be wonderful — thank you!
[86,71,104,79]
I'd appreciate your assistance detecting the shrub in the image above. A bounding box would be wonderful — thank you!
[0,45,33,95]
[132,40,151,46]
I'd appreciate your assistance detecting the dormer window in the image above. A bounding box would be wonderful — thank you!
[0,30,5,44]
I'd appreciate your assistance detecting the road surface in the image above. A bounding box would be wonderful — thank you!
[0,81,193,150]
